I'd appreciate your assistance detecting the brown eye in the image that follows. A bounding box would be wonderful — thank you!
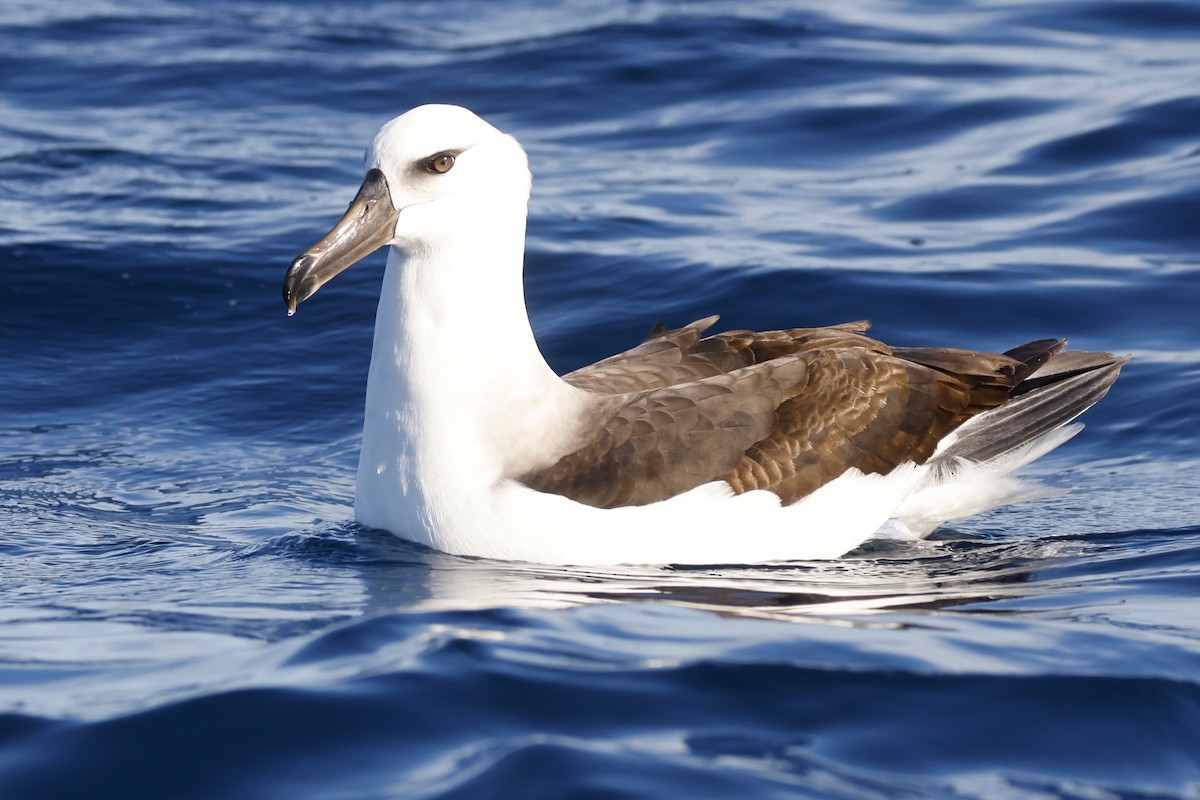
[426,153,456,174]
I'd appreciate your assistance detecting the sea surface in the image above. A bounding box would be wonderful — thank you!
[2,1,1199,797]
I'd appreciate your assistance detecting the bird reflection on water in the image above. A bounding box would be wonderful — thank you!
[340,524,1100,622]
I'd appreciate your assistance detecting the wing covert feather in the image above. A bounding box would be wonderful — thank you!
[564,316,875,395]
[523,357,809,508]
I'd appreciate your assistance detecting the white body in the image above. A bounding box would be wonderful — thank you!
[337,105,1073,566]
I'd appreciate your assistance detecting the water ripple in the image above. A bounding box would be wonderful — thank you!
[2,1,1200,797]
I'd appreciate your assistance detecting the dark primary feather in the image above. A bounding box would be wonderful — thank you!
[932,353,1128,465]
[518,317,1126,509]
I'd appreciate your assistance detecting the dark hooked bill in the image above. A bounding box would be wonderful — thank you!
[283,168,398,314]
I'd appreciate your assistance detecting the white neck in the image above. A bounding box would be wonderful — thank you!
[354,196,591,547]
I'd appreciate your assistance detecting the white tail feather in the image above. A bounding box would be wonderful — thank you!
[892,424,1084,536]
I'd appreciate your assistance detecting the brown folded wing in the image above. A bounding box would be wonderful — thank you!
[520,318,1073,509]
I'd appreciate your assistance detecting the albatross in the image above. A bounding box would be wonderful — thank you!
[283,104,1126,565]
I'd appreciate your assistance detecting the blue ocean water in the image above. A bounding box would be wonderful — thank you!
[2,0,1200,797]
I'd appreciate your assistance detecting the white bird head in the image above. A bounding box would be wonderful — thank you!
[283,104,531,313]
